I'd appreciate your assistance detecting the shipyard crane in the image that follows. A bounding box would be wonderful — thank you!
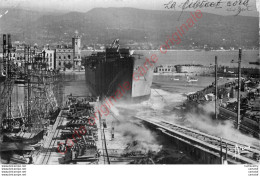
[110,39,120,51]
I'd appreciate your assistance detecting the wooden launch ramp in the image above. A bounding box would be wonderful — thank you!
[134,116,260,164]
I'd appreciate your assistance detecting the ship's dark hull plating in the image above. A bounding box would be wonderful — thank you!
[84,50,154,102]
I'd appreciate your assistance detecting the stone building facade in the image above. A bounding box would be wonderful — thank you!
[55,32,81,70]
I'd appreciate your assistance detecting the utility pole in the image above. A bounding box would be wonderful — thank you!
[98,105,110,164]
[215,56,218,120]
[24,45,31,129]
[237,49,242,129]
[220,137,223,164]
[7,34,12,125]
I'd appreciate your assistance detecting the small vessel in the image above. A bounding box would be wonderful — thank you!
[170,77,180,81]
[249,61,260,65]
[187,76,198,82]
[227,77,238,81]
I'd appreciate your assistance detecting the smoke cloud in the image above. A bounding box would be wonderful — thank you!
[115,121,162,153]
[169,101,260,149]
[108,89,259,152]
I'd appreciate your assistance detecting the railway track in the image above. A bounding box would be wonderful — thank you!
[219,107,260,138]
[134,116,260,164]
[40,111,64,164]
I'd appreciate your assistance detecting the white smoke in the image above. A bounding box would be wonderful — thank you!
[109,88,260,150]
[168,101,260,149]
[115,122,162,153]
[109,104,120,116]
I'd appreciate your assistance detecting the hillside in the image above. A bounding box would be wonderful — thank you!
[0,7,258,49]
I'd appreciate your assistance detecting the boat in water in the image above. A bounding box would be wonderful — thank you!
[171,77,180,81]
[84,39,154,102]
[249,58,260,66]
[187,76,198,83]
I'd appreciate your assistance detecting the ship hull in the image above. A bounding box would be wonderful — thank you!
[84,50,154,102]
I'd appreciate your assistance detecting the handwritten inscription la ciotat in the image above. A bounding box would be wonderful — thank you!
[164,0,252,16]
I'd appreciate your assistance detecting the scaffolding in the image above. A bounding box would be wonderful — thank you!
[0,34,15,129]
[0,34,62,133]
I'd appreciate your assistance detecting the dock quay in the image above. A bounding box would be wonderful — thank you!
[134,116,260,164]
[1,93,148,164]
[35,95,136,164]
[35,96,99,164]
[35,109,66,164]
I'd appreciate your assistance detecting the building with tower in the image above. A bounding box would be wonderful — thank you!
[55,31,82,70]
[72,30,81,69]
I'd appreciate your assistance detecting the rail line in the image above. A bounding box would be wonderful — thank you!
[40,111,64,164]
[219,107,260,138]
[134,116,260,164]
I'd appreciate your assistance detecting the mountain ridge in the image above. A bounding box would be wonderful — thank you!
[0,7,258,49]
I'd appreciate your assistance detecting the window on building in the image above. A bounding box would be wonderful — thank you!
[68,55,70,59]
[59,56,61,59]
[64,56,66,59]
[59,61,61,66]
[50,53,52,57]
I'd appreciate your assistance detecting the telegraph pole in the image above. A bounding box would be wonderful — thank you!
[215,56,218,120]
[237,49,242,129]
[7,34,12,125]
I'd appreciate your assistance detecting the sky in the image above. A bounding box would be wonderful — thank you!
[0,0,258,16]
